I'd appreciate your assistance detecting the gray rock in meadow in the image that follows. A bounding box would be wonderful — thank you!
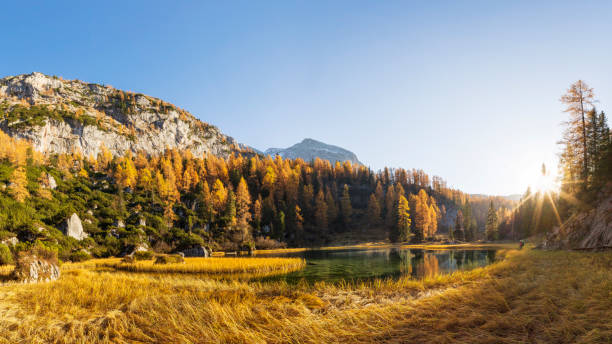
[62,213,88,240]
[115,220,125,228]
[181,245,209,257]
[139,217,146,227]
[12,257,60,283]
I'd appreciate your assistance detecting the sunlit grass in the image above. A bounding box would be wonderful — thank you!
[104,257,306,276]
[1,249,610,343]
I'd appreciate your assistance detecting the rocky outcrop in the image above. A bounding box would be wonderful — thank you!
[62,213,88,240]
[265,138,361,165]
[0,72,253,158]
[1,236,18,247]
[543,185,612,250]
[12,251,60,283]
[120,243,149,257]
[181,245,209,257]
[46,173,56,189]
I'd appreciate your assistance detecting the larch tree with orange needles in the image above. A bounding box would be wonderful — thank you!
[560,80,595,184]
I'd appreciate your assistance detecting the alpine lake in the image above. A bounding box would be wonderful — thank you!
[257,247,498,283]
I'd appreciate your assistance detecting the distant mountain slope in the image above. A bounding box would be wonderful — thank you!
[0,72,251,157]
[470,194,522,202]
[265,138,361,165]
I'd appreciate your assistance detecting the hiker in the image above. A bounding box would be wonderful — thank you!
[518,240,525,250]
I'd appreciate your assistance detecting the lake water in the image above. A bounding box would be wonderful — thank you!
[262,248,497,283]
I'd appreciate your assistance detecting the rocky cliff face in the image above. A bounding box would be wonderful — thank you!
[543,184,612,250]
[265,138,361,165]
[0,72,249,158]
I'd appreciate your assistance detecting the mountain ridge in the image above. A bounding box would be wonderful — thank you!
[264,138,361,165]
[0,72,251,158]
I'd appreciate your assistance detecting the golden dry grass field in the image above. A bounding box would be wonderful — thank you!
[105,257,306,278]
[0,249,611,343]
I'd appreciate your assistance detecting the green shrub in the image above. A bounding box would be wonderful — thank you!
[69,250,92,262]
[133,250,154,261]
[154,254,184,264]
[0,243,13,265]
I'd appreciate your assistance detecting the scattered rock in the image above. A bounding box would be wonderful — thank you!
[120,243,149,257]
[47,173,57,189]
[114,220,125,228]
[139,217,146,227]
[62,213,88,240]
[86,210,94,216]
[1,236,18,246]
[12,249,60,283]
[181,245,209,258]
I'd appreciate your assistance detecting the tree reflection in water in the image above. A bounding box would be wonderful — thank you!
[416,253,439,278]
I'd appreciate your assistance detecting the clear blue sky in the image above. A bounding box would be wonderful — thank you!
[2,1,611,195]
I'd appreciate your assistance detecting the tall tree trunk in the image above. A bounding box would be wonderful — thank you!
[580,93,588,181]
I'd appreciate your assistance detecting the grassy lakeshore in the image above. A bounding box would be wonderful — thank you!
[1,249,611,343]
[105,257,306,278]
[253,242,518,255]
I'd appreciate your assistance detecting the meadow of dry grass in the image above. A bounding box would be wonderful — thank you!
[105,257,306,277]
[0,249,610,343]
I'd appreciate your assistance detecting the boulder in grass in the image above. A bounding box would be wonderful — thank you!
[12,247,60,283]
[181,245,209,257]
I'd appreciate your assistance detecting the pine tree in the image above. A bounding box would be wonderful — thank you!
[339,184,352,227]
[223,190,236,228]
[395,195,411,242]
[252,195,263,230]
[325,188,338,226]
[485,201,499,241]
[453,210,464,241]
[274,211,286,240]
[366,193,382,227]
[197,181,214,225]
[384,184,396,227]
[235,177,252,239]
[560,80,596,187]
[9,166,29,202]
[314,189,328,229]
[412,189,429,242]
[212,179,228,215]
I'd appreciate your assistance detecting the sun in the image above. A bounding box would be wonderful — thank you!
[532,172,558,193]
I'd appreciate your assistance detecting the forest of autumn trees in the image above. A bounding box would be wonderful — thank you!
[0,125,507,258]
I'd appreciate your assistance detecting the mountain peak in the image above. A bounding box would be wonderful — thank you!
[264,138,361,165]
